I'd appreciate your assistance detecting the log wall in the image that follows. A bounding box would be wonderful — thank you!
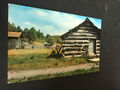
[62,29,100,58]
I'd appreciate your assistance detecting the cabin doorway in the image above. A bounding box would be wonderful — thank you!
[88,39,96,56]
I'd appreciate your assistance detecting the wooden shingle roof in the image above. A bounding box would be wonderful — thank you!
[8,32,22,38]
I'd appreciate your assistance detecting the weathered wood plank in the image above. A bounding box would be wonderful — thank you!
[63,49,81,51]
[96,40,100,42]
[77,29,96,33]
[66,36,97,39]
[64,55,82,58]
[62,42,89,44]
[96,51,100,54]
[96,43,100,45]
[64,51,86,54]
[71,32,96,36]
[96,45,100,47]
[63,47,81,49]
[63,40,89,43]
[63,34,97,37]
[96,48,100,51]
[96,46,100,48]
[96,54,100,56]
[62,43,89,47]
[77,29,89,33]
[62,43,89,46]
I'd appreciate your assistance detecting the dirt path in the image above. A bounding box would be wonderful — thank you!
[8,63,98,80]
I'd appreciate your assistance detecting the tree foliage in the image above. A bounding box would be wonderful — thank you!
[8,22,17,32]
[8,22,62,43]
[17,26,22,32]
[46,35,62,45]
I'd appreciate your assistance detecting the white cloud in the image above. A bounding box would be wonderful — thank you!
[24,22,40,29]
[42,25,55,30]
[31,9,48,16]
[36,11,48,16]
[24,22,58,35]
[23,9,85,35]
[32,9,85,33]
[24,22,31,25]
[8,17,14,22]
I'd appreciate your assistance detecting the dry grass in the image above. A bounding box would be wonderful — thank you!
[8,54,88,70]
[8,48,89,70]
[32,41,44,46]
[8,48,51,57]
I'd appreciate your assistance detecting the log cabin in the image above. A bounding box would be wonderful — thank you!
[61,18,101,58]
[8,31,22,49]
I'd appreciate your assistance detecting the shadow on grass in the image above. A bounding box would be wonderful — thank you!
[47,54,63,59]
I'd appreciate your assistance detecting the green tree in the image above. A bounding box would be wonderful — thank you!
[37,29,44,39]
[46,37,54,45]
[8,22,12,31]
[17,26,22,32]
[11,23,17,32]
[8,22,17,32]
[21,28,29,41]
[46,35,62,45]
[46,34,50,38]
[28,27,38,41]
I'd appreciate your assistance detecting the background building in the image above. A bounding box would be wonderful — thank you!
[8,32,22,49]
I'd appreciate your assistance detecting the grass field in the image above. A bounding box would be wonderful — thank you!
[8,67,99,83]
[8,48,50,56]
[8,48,99,84]
[8,48,88,70]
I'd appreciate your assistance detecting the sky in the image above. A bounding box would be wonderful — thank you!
[8,3,102,36]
